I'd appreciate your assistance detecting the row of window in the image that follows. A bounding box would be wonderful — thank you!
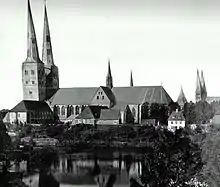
[26,81,35,85]
[97,95,105,100]
[170,121,183,124]
[54,105,86,116]
[25,70,35,75]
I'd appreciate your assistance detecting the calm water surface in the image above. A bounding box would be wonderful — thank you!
[22,151,143,187]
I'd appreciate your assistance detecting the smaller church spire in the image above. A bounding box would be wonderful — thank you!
[177,86,187,108]
[42,0,54,73]
[130,70,134,87]
[26,0,40,62]
[106,59,113,89]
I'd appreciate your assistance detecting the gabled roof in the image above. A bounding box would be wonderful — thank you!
[112,86,172,104]
[10,100,52,113]
[168,110,185,121]
[76,106,108,119]
[49,87,98,105]
[50,86,173,106]
[99,109,121,120]
[100,86,116,104]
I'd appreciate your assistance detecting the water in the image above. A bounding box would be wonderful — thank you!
[22,151,143,187]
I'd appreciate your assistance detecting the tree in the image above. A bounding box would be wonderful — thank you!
[141,102,149,119]
[201,131,220,187]
[0,121,11,153]
[149,103,169,125]
[168,102,181,113]
[183,102,197,125]
[141,127,203,187]
[195,101,214,124]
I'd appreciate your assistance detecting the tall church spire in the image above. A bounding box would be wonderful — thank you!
[200,70,207,100]
[42,0,54,74]
[195,69,202,102]
[106,59,113,89]
[26,0,40,62]
[130,70,134,87]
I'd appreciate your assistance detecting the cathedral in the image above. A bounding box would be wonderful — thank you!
[195,69,220,104]
[4,0,173,125]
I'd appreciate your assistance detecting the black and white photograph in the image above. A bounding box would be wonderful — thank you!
[1,0,220,186]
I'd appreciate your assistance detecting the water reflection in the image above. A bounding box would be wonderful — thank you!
[23,152,143,187]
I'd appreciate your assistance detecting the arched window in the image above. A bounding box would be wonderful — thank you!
[81,105,86,111]
[132,107,136,118]
[67,105,74,117]
[55,105,60,115]
[75,105,79,115]
[70,105,74,115]
[61,106,65,116]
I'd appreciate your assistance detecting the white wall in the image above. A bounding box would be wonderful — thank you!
[4,112,27,124]
[168,120,185,130]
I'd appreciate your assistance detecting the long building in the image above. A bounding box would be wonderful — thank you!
[4,0,173,125]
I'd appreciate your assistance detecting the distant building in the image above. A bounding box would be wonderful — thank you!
[168,109,185,131]
[5,0,174,125]
[3,100,53,124]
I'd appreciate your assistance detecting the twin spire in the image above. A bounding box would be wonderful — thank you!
[106,59,134,89]
[196,69,207,102]
[26,0,53,67]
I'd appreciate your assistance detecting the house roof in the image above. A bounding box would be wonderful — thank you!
[10,100,52,113]
[99,109,121,120]
[50,86,173,106]
[168,110,185,121]
[100,86,116,104]
[75,106,108,119]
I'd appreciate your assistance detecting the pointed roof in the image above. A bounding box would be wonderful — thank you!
[196,69,202,94]
[130,71,134,87]
[168,110,185,121]
[26,0,40,62]
[75,106,108,119]
[42,0,54,68]
[200,70,207,93]
[177,86,187,106]
[106,59,113,89]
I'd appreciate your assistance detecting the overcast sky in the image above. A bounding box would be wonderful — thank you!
[1,0,220,109]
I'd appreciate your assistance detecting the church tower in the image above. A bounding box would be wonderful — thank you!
[130,70,134,87]
[177,86,187,109]
[200,70,207,101]
[42,0,59,99]
[106,59,113,89]
[195,69,202,102]
[22,0,46,101]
